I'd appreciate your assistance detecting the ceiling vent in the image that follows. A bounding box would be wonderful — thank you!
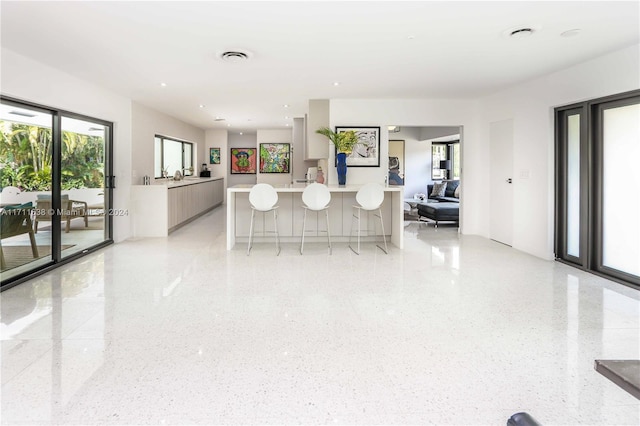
[510,28,534,38]
[220,50,251,63]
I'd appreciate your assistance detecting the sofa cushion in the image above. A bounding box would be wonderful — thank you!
[454,185,460,198]
[430,182,447,197]
[444,180,459,197]
[439,197,459,203]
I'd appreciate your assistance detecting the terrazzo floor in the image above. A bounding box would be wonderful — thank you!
[1,206,639,425]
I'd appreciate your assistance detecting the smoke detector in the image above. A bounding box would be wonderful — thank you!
[219,50,252,63]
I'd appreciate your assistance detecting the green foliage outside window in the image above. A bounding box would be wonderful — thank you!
[0,121,104,191]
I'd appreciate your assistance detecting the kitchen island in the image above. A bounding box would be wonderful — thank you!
[226,183,404,250]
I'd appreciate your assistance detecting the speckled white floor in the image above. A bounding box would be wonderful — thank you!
[1,206,639,425]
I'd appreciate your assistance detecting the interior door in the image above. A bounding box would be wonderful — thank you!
[489,119,514,246]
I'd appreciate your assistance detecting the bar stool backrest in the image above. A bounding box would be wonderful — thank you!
[249,184,278,211]
[302,183,331,211]
[356,183,384,211]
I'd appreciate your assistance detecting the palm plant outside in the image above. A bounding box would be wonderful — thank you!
[0,122,104,191]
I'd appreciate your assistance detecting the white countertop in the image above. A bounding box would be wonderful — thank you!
[133,176,224,188]
[228,183,402,193]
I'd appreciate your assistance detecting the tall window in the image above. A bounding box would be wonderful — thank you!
[431,140,460,180]
[555,90,639,289]
[154,135,193,178]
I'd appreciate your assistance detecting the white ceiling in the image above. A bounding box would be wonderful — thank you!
[1,1,639,134]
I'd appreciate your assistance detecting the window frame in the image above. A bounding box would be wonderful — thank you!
[431,140,460,180]
[154,134,194,178]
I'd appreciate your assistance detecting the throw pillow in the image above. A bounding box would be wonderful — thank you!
[454,185,460,198]
[430,182,447,197]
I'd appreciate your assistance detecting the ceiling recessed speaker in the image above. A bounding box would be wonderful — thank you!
[220,50,251,63]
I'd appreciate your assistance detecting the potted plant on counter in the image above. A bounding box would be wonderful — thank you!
[315,127,358,186]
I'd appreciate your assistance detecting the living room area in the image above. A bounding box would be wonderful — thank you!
[386,126,461,228]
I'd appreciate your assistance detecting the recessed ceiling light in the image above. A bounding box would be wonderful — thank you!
[285,123,290,127]
[160,82,167,87]
[333,82,340,86]
[284,116,289,119]
[199,104,205,108]
[283,104,289,108]
[214,117,225,121]
[227,124,231,127]
[561,29,581,38]
[239,132,243,135]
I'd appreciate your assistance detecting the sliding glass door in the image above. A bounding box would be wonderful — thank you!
[595,98,640,282]
[0,103,54,278]
[555,90,639,288]
[0,98,113,288]
[59,116,110,260]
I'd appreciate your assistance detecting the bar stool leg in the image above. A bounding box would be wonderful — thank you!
[376,207,388,254]
[247,208,256,255]
[300,208,308,255]
[325,209,332,254]
[273,209,281,256]
[349,207,361,255]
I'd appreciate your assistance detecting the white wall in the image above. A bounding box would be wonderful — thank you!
[131,102,205,183]
[204,129,228,202]
[227,133,258,187]
[256,129,293,185]
[478,43,640,260]
[1,48,133,242]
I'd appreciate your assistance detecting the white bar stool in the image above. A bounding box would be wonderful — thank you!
[247,183,280,255]
[300,183,332,255]
[349,183,388,255]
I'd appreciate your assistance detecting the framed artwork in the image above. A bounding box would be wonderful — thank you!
[230,148,257,174]
[209,147,221,164]
[335,126,380,167]
[259,143,290,173]
[388,139,405,186]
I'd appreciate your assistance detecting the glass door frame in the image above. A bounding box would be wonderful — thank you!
[0,96,114,290]
[591,95,640,286]
[554,105,589,268]
[554,89,640,290]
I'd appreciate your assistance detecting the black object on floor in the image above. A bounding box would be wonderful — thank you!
[507,412,542,426]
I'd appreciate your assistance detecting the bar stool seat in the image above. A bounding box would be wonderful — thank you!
[247,183,280,255]
[300,183,332,254]
[349,183,388,255]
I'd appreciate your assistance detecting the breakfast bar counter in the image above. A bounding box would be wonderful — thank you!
[226,183,404,250]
